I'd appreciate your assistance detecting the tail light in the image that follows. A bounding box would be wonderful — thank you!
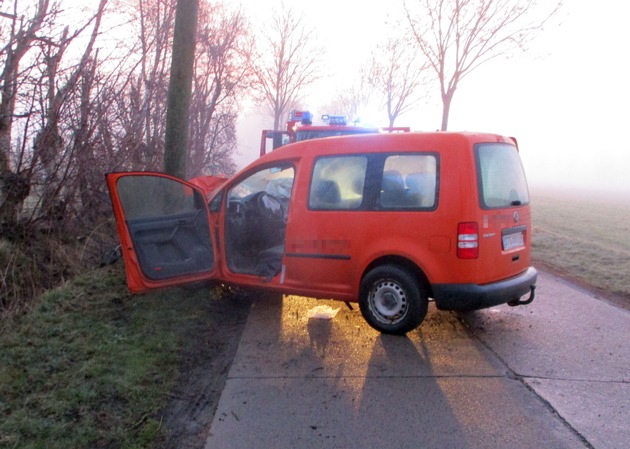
[457,222,479,259]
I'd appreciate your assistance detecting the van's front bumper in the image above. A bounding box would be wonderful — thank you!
[432,267,538,311]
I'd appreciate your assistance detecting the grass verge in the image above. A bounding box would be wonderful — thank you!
[531,190,630,298]
[0,263,248,449]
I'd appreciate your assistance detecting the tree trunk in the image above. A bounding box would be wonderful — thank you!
[164,0,199,178]
[0,0,51,226]
[441,91,454,131]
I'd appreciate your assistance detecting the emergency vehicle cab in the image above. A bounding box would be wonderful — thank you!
[260,110,410,156]
[106,131,537,335]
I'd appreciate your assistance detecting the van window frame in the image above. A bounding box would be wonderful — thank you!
[308,154,369,210]
[377,152,440,211]
[308,152,440,212]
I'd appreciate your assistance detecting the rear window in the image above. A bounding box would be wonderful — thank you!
[476,143,530,209]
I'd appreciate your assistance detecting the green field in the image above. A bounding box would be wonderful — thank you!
[531,189,630,298]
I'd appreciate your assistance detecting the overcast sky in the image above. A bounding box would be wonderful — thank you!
[234,0,630,195]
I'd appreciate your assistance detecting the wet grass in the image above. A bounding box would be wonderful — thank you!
[531,189,630,297]
[0,264,219,449]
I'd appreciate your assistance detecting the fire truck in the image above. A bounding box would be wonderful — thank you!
[260,110,410,156]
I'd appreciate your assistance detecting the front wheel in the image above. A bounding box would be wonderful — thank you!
[359,265,428,335]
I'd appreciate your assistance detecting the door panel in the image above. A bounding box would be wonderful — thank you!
[126,210,214,280]
[106,172,217,291]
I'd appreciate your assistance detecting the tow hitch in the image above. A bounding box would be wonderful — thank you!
[508,284,536,307]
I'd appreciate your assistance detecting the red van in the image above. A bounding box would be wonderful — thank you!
[106,132,537,334]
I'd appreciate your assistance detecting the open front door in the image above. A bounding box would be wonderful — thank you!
[106,172,218,293]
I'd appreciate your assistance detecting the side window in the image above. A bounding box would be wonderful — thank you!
[309,156,368,210]
[117,175,200,220]
[379,154,438,209]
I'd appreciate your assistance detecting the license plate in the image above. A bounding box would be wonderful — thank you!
[502,231,524,250]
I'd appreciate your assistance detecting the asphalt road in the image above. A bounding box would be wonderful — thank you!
[204,270,629,449]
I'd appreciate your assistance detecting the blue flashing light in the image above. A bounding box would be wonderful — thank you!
[288,110,313,125]
[322,114,347,126]
[300,111,313,125]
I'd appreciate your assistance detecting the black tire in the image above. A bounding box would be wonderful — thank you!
[359,265,428,335]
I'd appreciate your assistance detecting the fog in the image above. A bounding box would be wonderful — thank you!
[234,0,630,197]
[446,0,630,196]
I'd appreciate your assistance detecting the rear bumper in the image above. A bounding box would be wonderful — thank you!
[432,267,538,311]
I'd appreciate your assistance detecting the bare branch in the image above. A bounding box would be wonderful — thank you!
[366,33,430,127]
[405,0,562,130]
[252,3,325,130]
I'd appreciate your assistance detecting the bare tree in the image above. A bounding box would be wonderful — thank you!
[0,0,248,233]
[117,0,176,172]
[31,0,108,223]
[321,71,373,124]
[0,0,109,228]
[0,0,51,226]
[405,0,562,130]
[188,2,252,178]
[253,4,324,133]
[0,0,251,308]
[106,0,247,180]
[110,0,245,179]
[366,34,428,128]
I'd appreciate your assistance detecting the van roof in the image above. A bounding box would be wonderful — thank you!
[254,131,517,166]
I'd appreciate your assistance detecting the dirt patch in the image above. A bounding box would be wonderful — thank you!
[153,286,255,449]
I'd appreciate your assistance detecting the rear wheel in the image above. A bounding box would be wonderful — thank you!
[359,265,428,335]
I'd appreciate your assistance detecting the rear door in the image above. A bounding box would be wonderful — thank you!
[106,172,218,292]
[475,142,532,283]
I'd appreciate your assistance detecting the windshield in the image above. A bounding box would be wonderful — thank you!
[295,129,376,142]
[476,143,530,208]
[228,165,294,203]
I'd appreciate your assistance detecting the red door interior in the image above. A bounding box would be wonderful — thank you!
[106,172,217,292]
